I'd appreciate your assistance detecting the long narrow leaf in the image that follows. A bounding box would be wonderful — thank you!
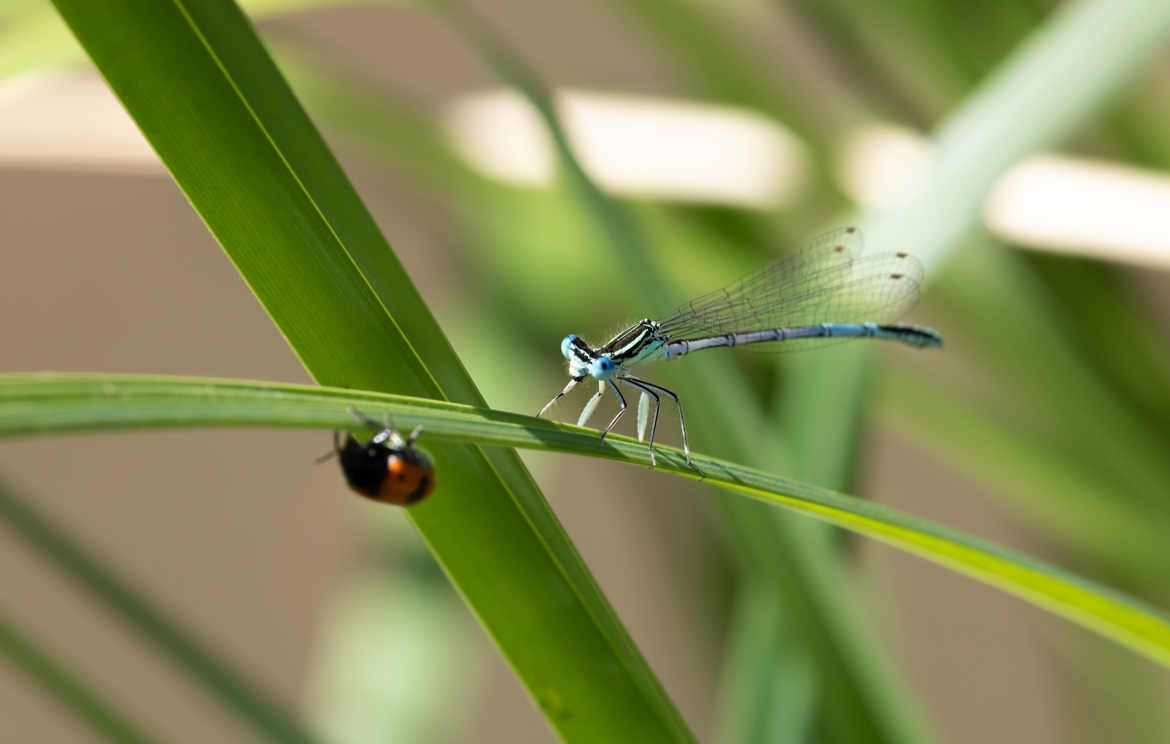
[3,373,1169,670]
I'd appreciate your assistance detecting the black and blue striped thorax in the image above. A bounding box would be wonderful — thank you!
[561,320,668,381]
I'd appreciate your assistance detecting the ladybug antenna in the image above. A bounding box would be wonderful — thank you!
[406,424,424,446]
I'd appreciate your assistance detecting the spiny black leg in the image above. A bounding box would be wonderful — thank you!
[539,378,582,417]
[599,379,627,441]
[621,377,661,468]
[625,377,703,478]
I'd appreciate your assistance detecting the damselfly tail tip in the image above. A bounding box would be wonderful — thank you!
[910,327,943,348]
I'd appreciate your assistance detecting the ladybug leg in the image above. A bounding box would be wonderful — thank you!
[314,431,342,464]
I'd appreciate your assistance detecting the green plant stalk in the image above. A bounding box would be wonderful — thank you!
[45,0,694,740]
[865,0,1170,270]
[0,481,320,744]
[0,612,160,744]
[3,373,1170,671]
[712,584,817,744]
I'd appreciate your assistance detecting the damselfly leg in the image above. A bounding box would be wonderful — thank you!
[623,375,702,477]
[620,377,661,466]
[539,377,581,418]
[599,379,627,438]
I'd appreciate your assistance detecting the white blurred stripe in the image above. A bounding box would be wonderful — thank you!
[0,72,161,173]
[840,125,1170,270]
[445,89,807,208]
[5,69,1170,271]
[987,154,1170,269]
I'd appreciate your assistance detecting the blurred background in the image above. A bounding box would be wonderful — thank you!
[2,0,1170,742]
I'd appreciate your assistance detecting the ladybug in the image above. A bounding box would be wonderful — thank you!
[326,407,435,506]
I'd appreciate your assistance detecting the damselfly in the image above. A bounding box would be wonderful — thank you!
[537,227,942,473]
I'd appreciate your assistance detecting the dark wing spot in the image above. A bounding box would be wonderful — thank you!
[845,226,857,234]
[896,251,908,258]
[834,245,845,253]
[890,273,904,279]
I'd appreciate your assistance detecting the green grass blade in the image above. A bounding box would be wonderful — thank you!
[713,586,817,744]
[0,612,161,744]
[44,1,693,740]
[3,372,1170,671]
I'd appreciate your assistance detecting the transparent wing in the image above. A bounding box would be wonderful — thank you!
[656,227,925,344]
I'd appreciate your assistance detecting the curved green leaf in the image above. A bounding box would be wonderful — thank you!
[4,372,1169,671]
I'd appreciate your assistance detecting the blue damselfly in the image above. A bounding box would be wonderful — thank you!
[537,227,942,473]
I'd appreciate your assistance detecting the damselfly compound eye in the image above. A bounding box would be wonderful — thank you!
[589,356,615,380]
[560,334,578,359]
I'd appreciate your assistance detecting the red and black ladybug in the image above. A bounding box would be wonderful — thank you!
[326,407,435,506]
